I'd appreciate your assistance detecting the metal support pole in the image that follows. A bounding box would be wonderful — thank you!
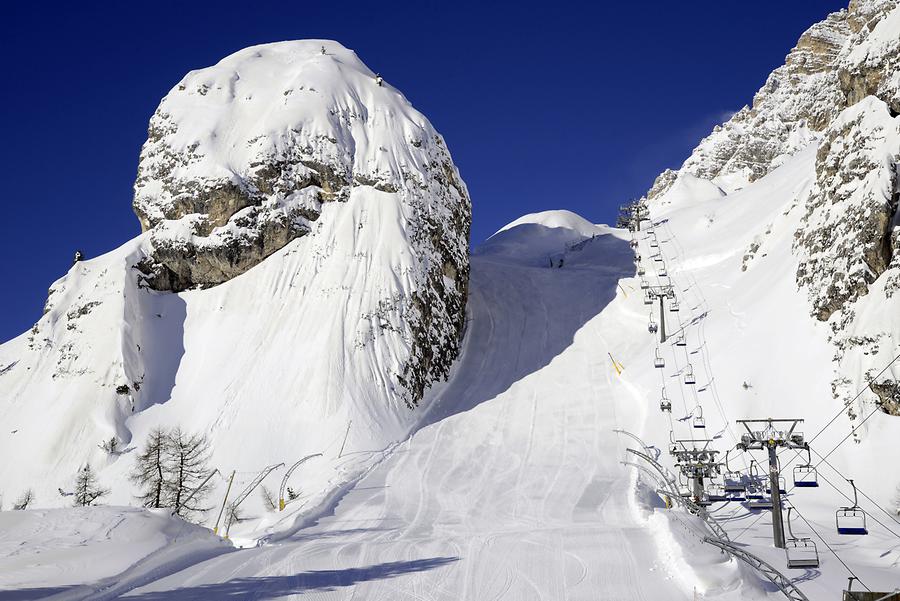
[338,420,352,458]
[693,475,703,504]
[213,470,235,536]
[659,295,667,343]
[768,443,785,548]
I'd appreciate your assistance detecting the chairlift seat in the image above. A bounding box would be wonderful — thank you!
[640,279,649,289]
[765,476,787,494]
[660,269,668,277]
[648,322,658,334]
[654,351,665,368]
[747,497,774,510]
[693,417,705,428]
[785,538,819,569]
[836,508,868,535]
[793,465,819,488]
[675,334,686,347]
[684,369,696,385]
[660,399,671,412]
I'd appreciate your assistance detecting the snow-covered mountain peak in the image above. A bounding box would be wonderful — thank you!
[134,39,468,293]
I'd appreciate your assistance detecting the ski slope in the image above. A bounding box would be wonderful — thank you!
[4,214,703,601]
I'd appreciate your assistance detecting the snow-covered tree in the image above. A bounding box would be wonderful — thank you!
[13,489,34,510]
[73,464,109,507]
[260,485,277,511]
[98,436,120,454]
[130,428,168,508]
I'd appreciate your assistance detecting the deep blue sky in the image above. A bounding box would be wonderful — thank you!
[1,0,847,343]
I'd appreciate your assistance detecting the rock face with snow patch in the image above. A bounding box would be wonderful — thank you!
[642,0,900,416]
[133,41,469,302]
[132,41,471,403]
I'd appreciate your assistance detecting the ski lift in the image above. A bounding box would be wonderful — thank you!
[648,313,658,334]
[723,450,746,494]
[793,450,819,488]
[643,291,653,305]
[653,348,665,368]
[634,254,641,264]
[654,254,664,263]
[674,332,686,347]
[684,364,696,385]
[629,239,638,248]
[708,482,728,502]
[765,476,787,494]
[692,406,705,429]
[836,479,868,535]
[747,495,774,510]
[670,300,680,312]
[696,492,712,507]
[784,507,819,569]
[746,461,763,499]
[650,238,659,249]
[659,267,668,277]
[660,395,672,412]
[640,278,650,290]
[637,265,646,276]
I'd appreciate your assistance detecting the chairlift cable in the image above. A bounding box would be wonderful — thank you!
[807,465,900,540]
[808,448,900,537]
[785,500,871,591]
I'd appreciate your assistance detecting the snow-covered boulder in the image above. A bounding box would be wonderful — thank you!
[133,40,469,299]
[0,40,470,528]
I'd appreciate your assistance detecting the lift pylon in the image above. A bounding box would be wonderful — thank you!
[736,418,806,548]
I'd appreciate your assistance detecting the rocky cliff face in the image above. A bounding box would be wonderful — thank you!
[644,0,900,416]
[131,41,471,404]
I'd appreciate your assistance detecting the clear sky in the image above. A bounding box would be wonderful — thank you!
[0,0,848,343]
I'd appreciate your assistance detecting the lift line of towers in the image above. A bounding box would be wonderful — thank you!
[618,200,873,581]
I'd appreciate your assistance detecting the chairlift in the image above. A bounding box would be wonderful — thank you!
[674,332,686,347]
[653,348,665,369]
[629,239,638,249]
[659,267,668,277]
[765,476,787,494]
[670,300,680,312]
[784,507,820,569]
[684,364,696,385]
[650,239,659,249]
[654,254,664,263]
[836,479,868,535]
[696,492,712,507]
[708,483,728,502]
[692,406,705,429]
[648,312,658,334]
[747,494,774,510]
[660,398,671,412]
[746,462,763,499]
[643,291,653,305]
[793,465,819,488]
[640,278,650,290]
[723,450,747,494]
[634,254,641,264]
[637,265,646,276]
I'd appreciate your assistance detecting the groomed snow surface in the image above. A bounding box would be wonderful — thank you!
[3,154,900,599]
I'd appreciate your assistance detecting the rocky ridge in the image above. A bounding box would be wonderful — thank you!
[644,0,900,416]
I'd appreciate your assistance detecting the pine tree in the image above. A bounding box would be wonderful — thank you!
[165,427,214,518]
[130,428,168,508]
[13,489,34,510]
[73,463,109,506]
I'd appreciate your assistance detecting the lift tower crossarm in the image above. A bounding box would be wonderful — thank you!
[735,418,806,548]
[646,285,675,343]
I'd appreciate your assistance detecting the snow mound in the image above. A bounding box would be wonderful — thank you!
[655,173,726,207]
[0,506,229,597]
[494,209,604,239]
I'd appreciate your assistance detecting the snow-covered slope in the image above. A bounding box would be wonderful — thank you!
[0,41,469,538]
